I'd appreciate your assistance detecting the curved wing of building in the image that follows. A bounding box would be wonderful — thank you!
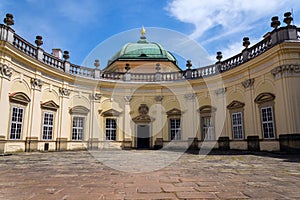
[0,13,299,153]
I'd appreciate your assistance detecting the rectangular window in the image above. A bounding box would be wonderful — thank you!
[201,116,215,140]
[72,117,84,140]
[106,118,116,141]
[231,112,244,140]
[261,106,275,139]
[170,118,181,140]
[42,112,54,140]
[10,107,24,140]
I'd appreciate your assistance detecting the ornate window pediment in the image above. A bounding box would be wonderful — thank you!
[199,105,216,114]
[166,108,182,116]
[41,100,59,111]
[255,93,275,104]
[9,92,30,105]
[227,100,245,110]
[69,106,90,115]
[101,109,121,117]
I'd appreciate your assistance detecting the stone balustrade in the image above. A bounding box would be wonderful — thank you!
[131,73,156,82]
[161,71,185,81]
[190,64,217,78]
[69,64,94,78]
[43,51,64,71]
[13,33,37,58]
[102,71,124,80]
[0,21,299,82]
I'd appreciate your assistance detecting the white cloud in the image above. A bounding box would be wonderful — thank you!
[166,0,299,40]
[166,0,300,63]
[216,38,260,60]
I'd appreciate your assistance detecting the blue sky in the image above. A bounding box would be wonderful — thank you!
[1,0,300,69]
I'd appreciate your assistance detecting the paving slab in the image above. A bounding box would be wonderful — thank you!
[0,150,299,199]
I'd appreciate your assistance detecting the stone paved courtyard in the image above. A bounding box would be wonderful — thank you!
[0,150,300,200]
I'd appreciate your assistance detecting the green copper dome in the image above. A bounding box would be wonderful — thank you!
[107,31,178,66]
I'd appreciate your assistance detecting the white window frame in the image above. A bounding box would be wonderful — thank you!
[72,116,85,141]
[201,116,215,141]
[170,118,181,140]
[105,118,117,141]
[9,106,24,140]
[261,106,275,139]
[231,112,244,140]
[42,111,54,140]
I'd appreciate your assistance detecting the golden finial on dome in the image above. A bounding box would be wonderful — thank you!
[141,26,146,37]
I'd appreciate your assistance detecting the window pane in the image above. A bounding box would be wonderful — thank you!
[232,112,243,140]
[18,108,23,122]
[105,118,116,141]
[202,116,214,140]
[42,112,54,140]
[261,107,275,139]
[72,117,84,140]
[170,119,181,140]
[10,107,23,140]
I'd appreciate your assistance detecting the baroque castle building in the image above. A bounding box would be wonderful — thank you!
[0,13,299,153]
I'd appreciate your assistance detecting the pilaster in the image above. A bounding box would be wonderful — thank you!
[89,92,101,149]
[242,78,257,137]
[123,95,132,141]
[183,93,197,140]
[0,74,11,139]
[58,86,71,145]
[153,95,163,142]
[28,77,43,140]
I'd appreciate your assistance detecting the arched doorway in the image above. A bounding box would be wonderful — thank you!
[133,104,153,149]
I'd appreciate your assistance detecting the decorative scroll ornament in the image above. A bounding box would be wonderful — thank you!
[155,95,163,102]
[124,95,132,102]
[59,88,71,97]
[31,78,43,91]
[0,63,13,80]
[214,88,227,95]
[242,78,255,88]
[91,93,101,101]
[184,93,196,100]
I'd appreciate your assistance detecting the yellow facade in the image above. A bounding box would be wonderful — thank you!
[0,14,300,153]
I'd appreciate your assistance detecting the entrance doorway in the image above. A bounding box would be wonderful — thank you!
[137,125,150,149]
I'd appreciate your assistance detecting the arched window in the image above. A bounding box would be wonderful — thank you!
[101,109,121,141]
[167,108,182,140]
[40,100,59,140]
[255,93,276,139]
[69,106,89,141]
[9,92,31,140]
[227,101,245,140]
[199,105,216,141]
